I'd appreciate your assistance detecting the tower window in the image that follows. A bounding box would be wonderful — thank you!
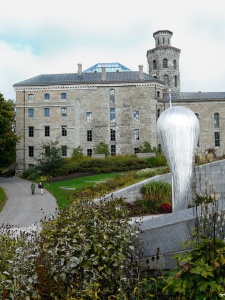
[153,60,157,70]
[164,74,169,86]
[174,76,177,87]
[173,60,177,69]
[163,59,168,68]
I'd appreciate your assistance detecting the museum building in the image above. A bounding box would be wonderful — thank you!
[13,30,225,172]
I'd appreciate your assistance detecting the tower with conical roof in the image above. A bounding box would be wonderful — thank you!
[147,30,181,92]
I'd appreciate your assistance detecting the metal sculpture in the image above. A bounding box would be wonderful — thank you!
[157,104,199,212]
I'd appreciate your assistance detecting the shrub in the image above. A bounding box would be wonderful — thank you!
[0,199,142,299]
[94,142,110,156]
[72,145,83,159]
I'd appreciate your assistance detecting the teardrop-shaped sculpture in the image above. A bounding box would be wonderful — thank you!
[157,106,199,211]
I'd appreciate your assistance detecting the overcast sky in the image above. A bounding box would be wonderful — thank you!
[1,0,225,100]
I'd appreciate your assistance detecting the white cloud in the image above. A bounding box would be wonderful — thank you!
[0,0,225,99]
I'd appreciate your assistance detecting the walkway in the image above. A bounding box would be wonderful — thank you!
[0,176,58,229]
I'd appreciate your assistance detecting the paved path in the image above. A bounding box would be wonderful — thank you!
[0,176,58,229]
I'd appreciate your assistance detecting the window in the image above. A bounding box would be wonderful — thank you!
[109,89,115,104]
[163,58,168,68]
[86,112,92,123]
[157,109,160,119]
[111,145,116,156]
[28,108,34,117]
[44,108,50,117]
[62,125,67,136]
[153,60,157,70]
[45,146,50,156]
[61,93,67,99]
[163,37,165,44]
[195,113,200,147]
[61,145,67,157]
[215,132,220,147]
[173,60,177,69]
[28,126,34,137]
[134,129,139,140]
[174,76,177,87]
[111,126,115,141]
[61,108,67,116]
[110,108,115,122]
[44,93,50,100]
[134,148,139,154]
[87,149,92,156]
[87,130,92,141]
[28,164,34,169]
[28,146,34,157]
[214,113,220,128]
[157,91,160,98]
[28,94,34,101]
[133,111,139,122]
[44,126,50,137]
[164,74,169,85]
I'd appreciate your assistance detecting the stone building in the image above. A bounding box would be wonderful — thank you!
[13,30,225,172]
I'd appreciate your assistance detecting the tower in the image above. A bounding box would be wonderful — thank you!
[147,30,181,92]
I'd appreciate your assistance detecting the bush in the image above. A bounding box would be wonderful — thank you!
[0,199,142,299]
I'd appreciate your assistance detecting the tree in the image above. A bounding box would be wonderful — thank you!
[0,94,18,167]
[72,146,83,159]
[139,141,153,153]
[94,142,110,156]
[36,141,64,176]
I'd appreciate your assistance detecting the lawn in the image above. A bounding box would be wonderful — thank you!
[44,172,126,209]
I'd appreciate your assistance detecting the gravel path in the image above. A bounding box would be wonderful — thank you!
[0,176,58,229]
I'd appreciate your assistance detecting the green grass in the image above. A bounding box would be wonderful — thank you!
[0,187,7,212]
[44,172,126,209]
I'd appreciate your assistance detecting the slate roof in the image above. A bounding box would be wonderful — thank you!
[13,69,160,87]
[162,92,225,102]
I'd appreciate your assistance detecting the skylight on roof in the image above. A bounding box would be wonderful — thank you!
[85,63,131,73]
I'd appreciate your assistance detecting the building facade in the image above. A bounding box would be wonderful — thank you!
[14,30,225,172]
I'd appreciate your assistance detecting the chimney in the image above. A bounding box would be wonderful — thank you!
[138,65,144,80]
[77,63,82,74]
[101,66,107,81]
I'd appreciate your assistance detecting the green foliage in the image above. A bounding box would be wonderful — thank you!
[72,145,84,159]
[139,141,153,153]
[0,94,18,167]
[36,140,65,176]
[0,187,6,212]
[0,200,142,299]
[94,142,110,156]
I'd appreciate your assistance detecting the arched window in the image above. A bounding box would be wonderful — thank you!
[164,74,169,85]
[173,60,177,69]
[109,89,115,104]
[157,38,160,45]
[163,38,165,44]
[214,113,220,128]
[163,58,168,68]
[157,108,160,118]
[174,76,177,87]
[153,60,157,70]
